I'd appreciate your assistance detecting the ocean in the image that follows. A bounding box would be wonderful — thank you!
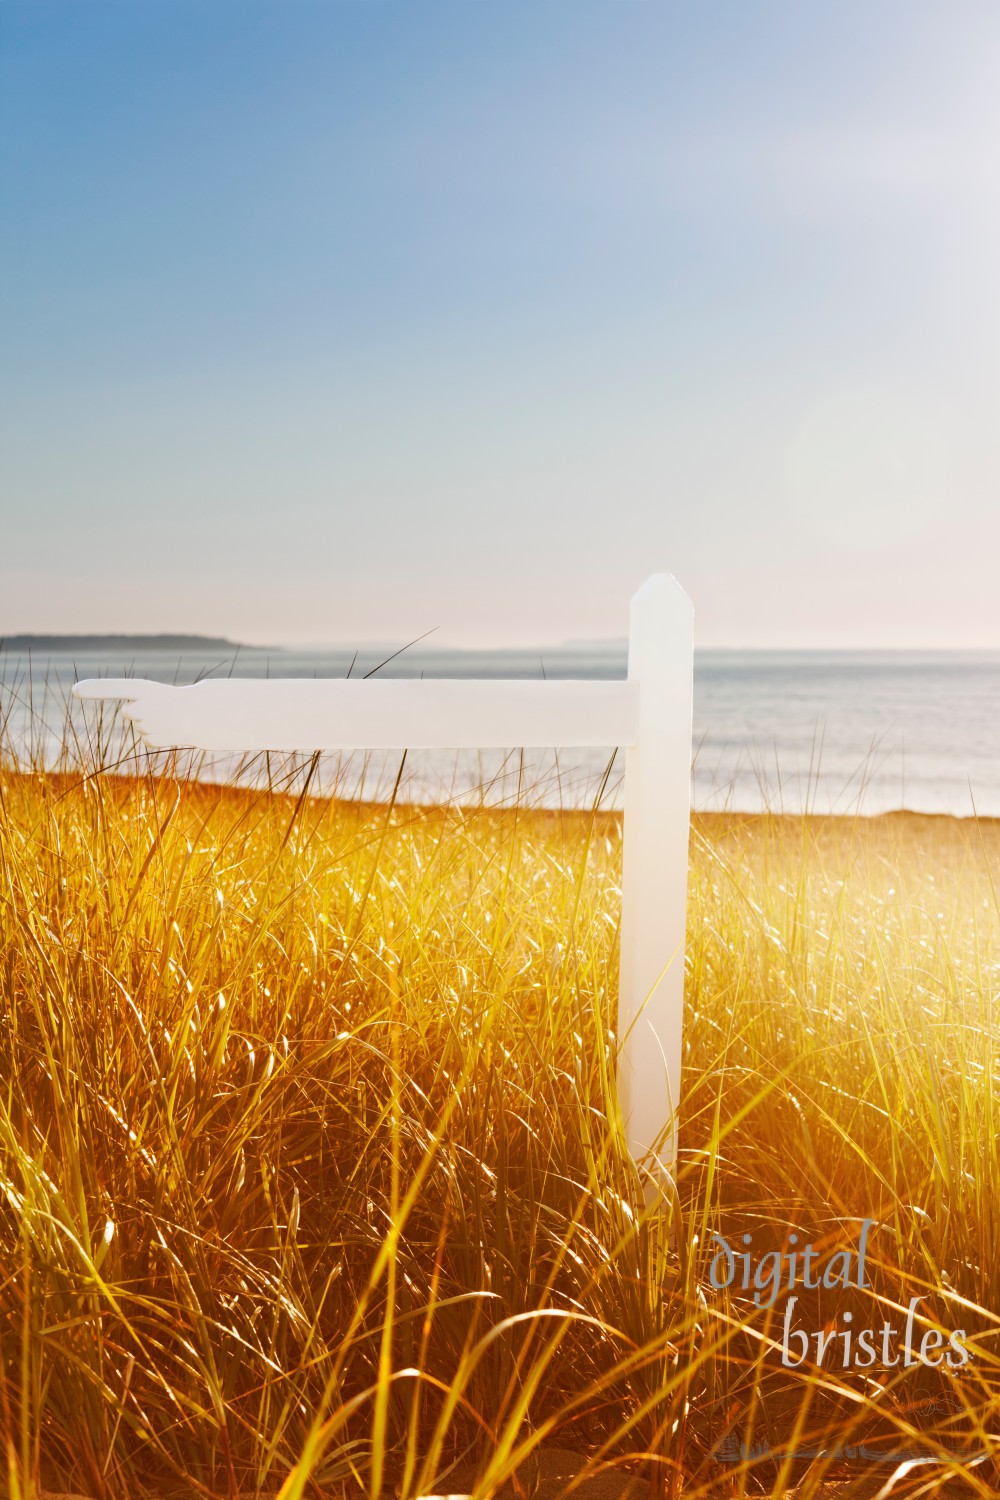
[3,644,1000,818]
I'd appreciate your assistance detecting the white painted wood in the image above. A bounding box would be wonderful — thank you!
[73,575,694,1189]
[72,677,638,751]
[617,576,694,1189]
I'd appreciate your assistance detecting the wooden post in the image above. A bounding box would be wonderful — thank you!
[618,574,694,1194]
[73,574,695,1192]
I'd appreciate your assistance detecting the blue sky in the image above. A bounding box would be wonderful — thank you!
[2,2,998,646]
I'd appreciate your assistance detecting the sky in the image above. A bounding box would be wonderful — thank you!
[2,1,999,648]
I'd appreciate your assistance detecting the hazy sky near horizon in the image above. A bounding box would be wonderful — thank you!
[2,2,999,648]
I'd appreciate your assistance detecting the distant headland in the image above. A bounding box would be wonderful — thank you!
[1,634,249,652]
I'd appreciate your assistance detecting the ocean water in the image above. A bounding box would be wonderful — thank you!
[3,644,1000,817]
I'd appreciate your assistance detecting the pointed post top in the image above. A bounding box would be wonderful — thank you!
[630,573,694,621]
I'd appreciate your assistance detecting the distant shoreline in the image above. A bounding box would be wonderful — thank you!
[3,636,999,656]
[1,633,245,652]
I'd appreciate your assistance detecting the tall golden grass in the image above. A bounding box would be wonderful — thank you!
[1,732,998,1497]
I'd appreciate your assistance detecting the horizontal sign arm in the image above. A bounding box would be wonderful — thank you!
[74,571,693,1196]
[72,677,640,751]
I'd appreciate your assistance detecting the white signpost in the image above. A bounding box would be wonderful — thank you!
[74,574,694,1188]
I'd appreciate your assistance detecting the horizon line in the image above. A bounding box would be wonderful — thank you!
[5,633,1000,656]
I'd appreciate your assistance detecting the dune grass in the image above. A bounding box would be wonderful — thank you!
[1,742,999,1498]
